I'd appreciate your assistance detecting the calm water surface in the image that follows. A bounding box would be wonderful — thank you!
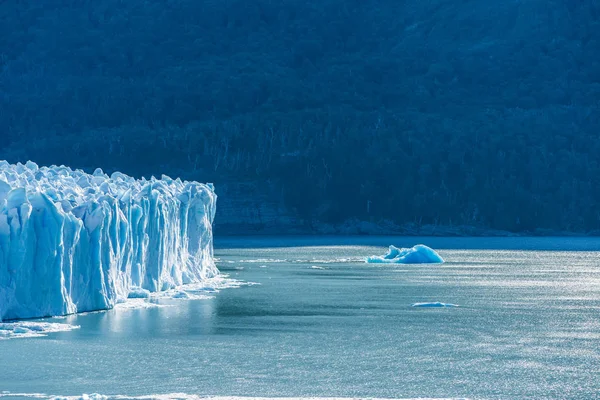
[1,237,599,399]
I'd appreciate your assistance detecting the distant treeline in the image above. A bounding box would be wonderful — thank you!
[1,0,599,233]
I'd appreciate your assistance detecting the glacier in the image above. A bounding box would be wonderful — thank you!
[366,244,444,264]
[0,161,218,321]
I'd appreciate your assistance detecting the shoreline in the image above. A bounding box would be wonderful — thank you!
[214,221,598,238]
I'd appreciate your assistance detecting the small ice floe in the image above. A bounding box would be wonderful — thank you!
[367,244,444,264]
[309,265,326,270]
[411,302,459,308]
[0,321,79,339]
[309,257,365,264]
[192,275,259,291]
[151,276,259,301]
[114,299,167,311]
[151,289,212,301]
[171,291,191,299]
[127,287,151,299]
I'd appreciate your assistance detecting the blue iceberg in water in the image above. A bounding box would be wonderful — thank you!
[367,244,444,264]
[412,302,458,308]
[0,161,218,321]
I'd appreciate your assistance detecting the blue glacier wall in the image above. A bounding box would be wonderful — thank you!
[0,161,218,321]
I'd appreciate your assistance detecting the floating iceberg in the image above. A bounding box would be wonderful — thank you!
[0,161,218,321]
[411,302,458,308]
[366,244,444,264]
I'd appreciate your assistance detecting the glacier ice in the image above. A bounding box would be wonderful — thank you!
[366,244,444,264]
[0,161,218,321]
[127,287,152,299]
[0,321,80,339]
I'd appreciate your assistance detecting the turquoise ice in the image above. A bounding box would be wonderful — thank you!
[0,161,218,321]
[412,302,458,308]
[367,244,444,264]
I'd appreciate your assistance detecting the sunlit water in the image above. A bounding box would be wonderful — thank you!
[1,237,599,399]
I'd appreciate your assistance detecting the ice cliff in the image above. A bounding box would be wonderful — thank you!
[367,244,444,264]
[0,161,218,321]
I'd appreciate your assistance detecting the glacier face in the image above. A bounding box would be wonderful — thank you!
[366,244,444,264]
[0,161,218,321]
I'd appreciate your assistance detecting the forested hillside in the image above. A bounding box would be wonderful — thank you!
[1,1,599,233]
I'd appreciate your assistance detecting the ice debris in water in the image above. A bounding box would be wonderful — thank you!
[366,244,444,264]
[412,302,459,308]
[0,161,218,321]
[127,288,151,299]
[0,321,80,339]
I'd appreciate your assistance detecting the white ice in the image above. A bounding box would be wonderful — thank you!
[366,245,444,264]
[0,321,79,339]
[109,276,255,311]
[0,161,218,321]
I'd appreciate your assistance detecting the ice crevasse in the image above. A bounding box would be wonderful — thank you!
[0,161,218,321]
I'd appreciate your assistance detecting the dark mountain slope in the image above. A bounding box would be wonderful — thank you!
[1,0,599,233]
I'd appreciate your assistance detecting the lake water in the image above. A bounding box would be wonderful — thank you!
[1,237,599,399]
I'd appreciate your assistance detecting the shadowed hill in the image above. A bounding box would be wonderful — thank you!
[1,0,599,233]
